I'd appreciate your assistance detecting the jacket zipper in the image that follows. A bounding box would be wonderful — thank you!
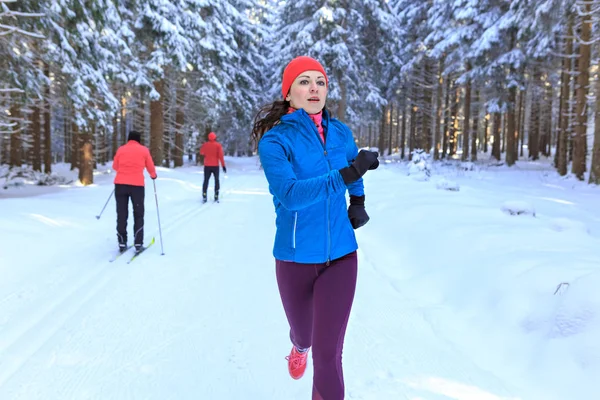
[311,116,331,265]
[292,211,298,249]
[301,113,332,264]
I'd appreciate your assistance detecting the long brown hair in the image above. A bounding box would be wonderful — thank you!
[251,100,289,150]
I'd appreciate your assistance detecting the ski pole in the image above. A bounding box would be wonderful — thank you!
[96,189,115,220]
[153,179,165,255]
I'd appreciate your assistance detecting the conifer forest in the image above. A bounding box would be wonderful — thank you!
[2,0,600,185]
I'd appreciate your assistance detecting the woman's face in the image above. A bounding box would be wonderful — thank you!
[285,70,327,115]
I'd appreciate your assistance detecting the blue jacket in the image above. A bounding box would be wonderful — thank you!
[258,109,363,263]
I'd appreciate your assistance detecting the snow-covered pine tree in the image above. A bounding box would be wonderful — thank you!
[199,0,265,157]
[42,0,132,183]
[0,0,46,168]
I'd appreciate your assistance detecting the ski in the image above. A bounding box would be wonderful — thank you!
[126,237,156,264]
[109,246,132,262]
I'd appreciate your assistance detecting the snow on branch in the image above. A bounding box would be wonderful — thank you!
[0,0,45,38]
[0,10,45,18]
[0,88,24,93]
[0,23,45,38]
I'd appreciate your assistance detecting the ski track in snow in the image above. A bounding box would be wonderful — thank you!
[0,178,253,398]
[0,166,530,399]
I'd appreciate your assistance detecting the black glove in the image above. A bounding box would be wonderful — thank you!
[339,150,379,184]
[348,195,369,229]
[222,166,227,173]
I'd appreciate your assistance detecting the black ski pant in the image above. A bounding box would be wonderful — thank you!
[115,184,145,246]
[202,166,220,198]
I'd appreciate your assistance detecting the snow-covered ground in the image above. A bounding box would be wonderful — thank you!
[1,156,599,400]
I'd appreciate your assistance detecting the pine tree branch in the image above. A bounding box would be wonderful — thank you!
[0,10,45,18]
[0,23,45,38]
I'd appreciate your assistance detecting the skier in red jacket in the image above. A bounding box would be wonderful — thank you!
[199,132,226,203]
[112,131,157,253]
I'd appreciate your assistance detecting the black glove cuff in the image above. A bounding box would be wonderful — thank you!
[349,195,365,206]
[339,166,361,184]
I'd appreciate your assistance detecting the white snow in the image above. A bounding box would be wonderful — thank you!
[1,157,600,400]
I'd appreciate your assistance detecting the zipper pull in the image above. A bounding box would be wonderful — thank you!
[326,258,330,266]
[324,150,328,156]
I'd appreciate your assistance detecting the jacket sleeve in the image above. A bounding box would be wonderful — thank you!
[258,133,347,211]
[218,144,225,167]
[145,148,157,178]
[342,123,364,197]
[112,149,120,172]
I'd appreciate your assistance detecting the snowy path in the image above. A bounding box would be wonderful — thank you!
[3,159,594,399]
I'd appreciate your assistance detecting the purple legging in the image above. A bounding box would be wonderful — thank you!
[276,251,358,400]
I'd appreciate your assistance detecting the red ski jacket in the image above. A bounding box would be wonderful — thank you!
[200,134,226,167]
[112,141,157,186]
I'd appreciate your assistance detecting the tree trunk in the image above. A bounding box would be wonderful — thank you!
[43,63,52,173]
[78,133,93,185]
[462,63,471,161]
[484,115,489,154]
[9,104,22,168]
[529,71,540,160]
[423,59,433,153]
[0,123,7,164]
[516,89,524,158]
[471,88,479,161]
[572,2,591,180]
[387,102,394,156]
[400,104,407,159]
[449,86,459,156]
[506,86,518,166]
[492,113,501,161]
[589,64,600,184]
[499,115,504,154]
[174,85,185,167]
[102,126,109,164]
[112,114,118,159]
[139,87,146,145]
[519,89,527,158]
[164,129,171,167]
[409,103,416,160]
[541,83,552,157]
[442,78,451,158]
[31,102,42,171]
[378,105,386,155]
[121,90,127,145]
[71,122,79,171]
[64,104,71,163]
[433,59,444,160]
[150,79,165,166]
[92,121,98,169]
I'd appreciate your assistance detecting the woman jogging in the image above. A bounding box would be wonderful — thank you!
[252,56,379,400]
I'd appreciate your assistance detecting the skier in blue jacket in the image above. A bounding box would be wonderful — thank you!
[252,56,379,400]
